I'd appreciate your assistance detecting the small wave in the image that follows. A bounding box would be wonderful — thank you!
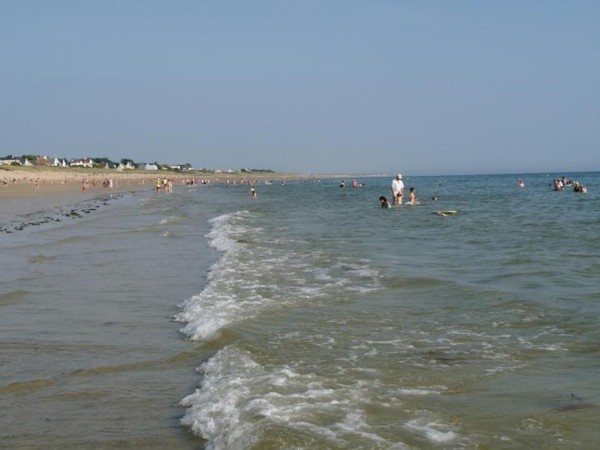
[180,346,404,449]
[176,210,383,341]
[28,254,58,264]
[205,211,248,252]
[396,387,445,396]
[159,214,184,225]
[0,289,30,305]
[0,378,55,394]
[404,418,457,444]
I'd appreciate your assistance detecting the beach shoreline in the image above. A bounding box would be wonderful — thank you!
[1,166,281,196]
[0,167,153,223]
[0,166,351,198]
[0,166,356,230]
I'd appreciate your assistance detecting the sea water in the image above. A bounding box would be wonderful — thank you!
[1,172,599,449]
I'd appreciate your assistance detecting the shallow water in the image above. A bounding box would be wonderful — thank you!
[1,173,599,449]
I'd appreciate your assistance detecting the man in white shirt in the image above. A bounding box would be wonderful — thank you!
[391,173,404,205]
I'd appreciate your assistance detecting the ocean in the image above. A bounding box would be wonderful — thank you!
[1,172,599,449]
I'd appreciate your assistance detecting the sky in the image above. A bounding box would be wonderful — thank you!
[1,0,599,176]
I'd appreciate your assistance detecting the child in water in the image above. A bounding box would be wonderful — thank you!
[408,187,418,205]
[379,196,391,208]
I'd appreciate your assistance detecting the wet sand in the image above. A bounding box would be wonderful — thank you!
[0,167,319,222]
[0,166,345,219]
[1,168,186,200]
[0,168,155,230]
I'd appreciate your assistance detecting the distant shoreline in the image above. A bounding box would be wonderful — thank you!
[0,167,261,223]
[0,167,357,221]
[0,166,339,199]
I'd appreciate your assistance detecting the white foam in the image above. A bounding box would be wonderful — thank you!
[180,347,259,449]
[205,212,246,253]
[334,411,401,446]
[484,363,524,375]
[176,210,384,341]
[175,212,256,340]
[404,418,457,443]
[397,387,444,396]
[181,346,399,449]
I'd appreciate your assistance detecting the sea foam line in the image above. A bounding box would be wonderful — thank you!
[180,346,402,449]
[175,210,382,342]
[175,211,247,341]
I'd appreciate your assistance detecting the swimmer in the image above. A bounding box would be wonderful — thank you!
[408,187,419,205]
[379,196,391,208]
[573,182,587,193]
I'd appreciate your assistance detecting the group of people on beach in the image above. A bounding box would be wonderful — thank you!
[81,177,115,191]
[379,173,419,208]
[1,177,18,186]
[155,177,174,193]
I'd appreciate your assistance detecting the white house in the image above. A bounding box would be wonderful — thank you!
[70,158,94,168]
[52,158,69,167]
[116,161,136,171]
[0,155,21,165]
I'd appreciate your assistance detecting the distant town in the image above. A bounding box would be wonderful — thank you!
[0,154,274,174]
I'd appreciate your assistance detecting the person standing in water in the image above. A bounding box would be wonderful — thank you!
[391,174,404,205]
[408,187,418,205]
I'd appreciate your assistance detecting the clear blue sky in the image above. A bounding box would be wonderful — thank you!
[2,0,598,175]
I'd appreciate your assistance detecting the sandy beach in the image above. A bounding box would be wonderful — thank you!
[0,167,158,223]
[1,166,256,197]
[0,166,318,223]
[0,166,332,196]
